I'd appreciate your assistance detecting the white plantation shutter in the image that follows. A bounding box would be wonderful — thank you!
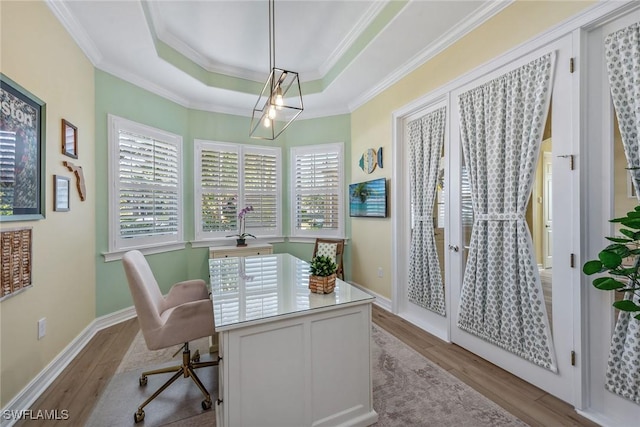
[243,148,279,234]
[195,140,281,241]
[291,143,344,238]
[196,142,239,239]
[108,115,183,253]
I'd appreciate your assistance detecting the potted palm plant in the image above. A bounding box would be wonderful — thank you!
[583,205,640,318]
[308,255,338,294]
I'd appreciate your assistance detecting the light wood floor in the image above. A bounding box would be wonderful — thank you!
[18,305,600,426]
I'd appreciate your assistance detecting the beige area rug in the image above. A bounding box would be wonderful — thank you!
[89,325,528,427]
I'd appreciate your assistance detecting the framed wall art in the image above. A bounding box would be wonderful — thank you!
[54,175,70,212]
[0,74,46,221]
[61,119,77,159]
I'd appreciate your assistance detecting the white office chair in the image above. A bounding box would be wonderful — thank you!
[122,250,218,423]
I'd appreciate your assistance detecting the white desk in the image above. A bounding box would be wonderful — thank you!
[209,254,378,427]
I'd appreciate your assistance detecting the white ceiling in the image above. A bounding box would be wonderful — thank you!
[47,0,512,119]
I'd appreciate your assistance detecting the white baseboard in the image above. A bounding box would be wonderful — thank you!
[93,306,137,332]
[347,281,392,312]
[576,408,616,427]
[0,306,136,427]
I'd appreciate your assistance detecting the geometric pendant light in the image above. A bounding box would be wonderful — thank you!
[250,0,303,140]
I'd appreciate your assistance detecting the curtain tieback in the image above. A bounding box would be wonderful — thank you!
[475,212,525,222]
[414,215,429,222]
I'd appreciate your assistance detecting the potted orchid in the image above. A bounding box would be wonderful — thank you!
[227,205,255,247]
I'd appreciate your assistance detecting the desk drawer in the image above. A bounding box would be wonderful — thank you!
[209,244,273,259]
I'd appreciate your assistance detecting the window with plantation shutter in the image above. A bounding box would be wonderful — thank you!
[290,143,344,239]
[243,147,279,233]
[196,141,239,239]
[107,115,183,256]
[195,140,281,241]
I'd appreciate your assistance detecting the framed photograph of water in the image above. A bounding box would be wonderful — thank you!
[349,177,387,218]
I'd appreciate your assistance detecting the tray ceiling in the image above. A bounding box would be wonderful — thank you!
[47,0,511,118]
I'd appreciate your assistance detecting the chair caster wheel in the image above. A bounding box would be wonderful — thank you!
[192,349,200,363]
[134,410,145,423]
[202,398,212,410]
[139,375,147,386]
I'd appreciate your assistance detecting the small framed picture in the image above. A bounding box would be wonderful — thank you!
[54,175,70,212]
[62,119,78,159]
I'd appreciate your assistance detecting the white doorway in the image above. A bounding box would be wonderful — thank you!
[393,100,450,341]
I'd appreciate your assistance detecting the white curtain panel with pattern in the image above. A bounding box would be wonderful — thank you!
[457,54,557,371]
[407,107,446,315]
[604,21,640,405]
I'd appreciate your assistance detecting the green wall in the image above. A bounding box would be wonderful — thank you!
[95,70,351,316]
[277,115,352,273]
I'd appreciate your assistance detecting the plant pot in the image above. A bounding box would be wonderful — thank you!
[236,238,247,247]
[309,273,336,294]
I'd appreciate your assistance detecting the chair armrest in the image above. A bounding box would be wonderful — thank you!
[164,279,209,309]
[159,299,215,346]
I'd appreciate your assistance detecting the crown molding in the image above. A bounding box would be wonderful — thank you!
[348,0,514,112]
[145,1,267,83]
[45,0,103,66]
[146,0,390,84]
[316,0,389,80]
[98,62,193,109]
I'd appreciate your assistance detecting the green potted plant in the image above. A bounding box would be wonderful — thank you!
[309,255,338,294]
[583,205,640,319]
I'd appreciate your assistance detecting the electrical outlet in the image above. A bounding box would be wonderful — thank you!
[38,318,46,340]
[378,267,383,278]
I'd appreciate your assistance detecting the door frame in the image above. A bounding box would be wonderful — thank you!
[391,97,451,342]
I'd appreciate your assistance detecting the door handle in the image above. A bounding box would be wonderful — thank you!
[448,245,459,252]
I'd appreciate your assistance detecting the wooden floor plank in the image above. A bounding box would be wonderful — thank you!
[371,305,597,426]
[424,344,547,401]
[16,318,140,427]
[17,306,598,427]
[536,394,602,427]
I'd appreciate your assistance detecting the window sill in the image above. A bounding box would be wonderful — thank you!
[190,237,285,248]
[287,237,349,244]
[102,242,186,262]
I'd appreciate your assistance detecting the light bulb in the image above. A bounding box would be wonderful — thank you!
[268,104,277,119]
[275,85,284,108]
[263,116,271,128]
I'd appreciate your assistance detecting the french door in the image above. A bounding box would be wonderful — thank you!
[394,100,450,342]
[448,35,576,403]
[394,34,576,404]
[583,8,640,423]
